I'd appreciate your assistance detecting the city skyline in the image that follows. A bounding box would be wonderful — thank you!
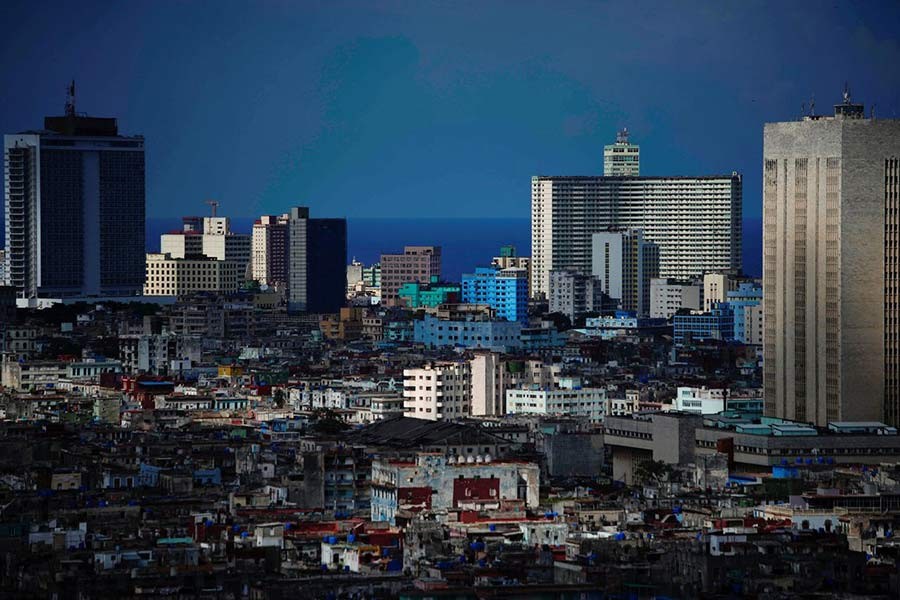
[1,1,899,222]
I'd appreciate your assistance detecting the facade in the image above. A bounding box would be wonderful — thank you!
[703,272,739,312]
[582,312,669,340]
[548,270,607,320]
[674,387,726,414]
[763,92,900,425]
[470,352,561,417]
[251,214,289,286]
[4,101,145,298]
[143,253,243,296]
[461,267,529,323]
[398,277,460,308]
[591,229,659,316]
[650,278,703,320]
[402,362,471,421]
[673,303,734,345]
[531,174,742,297]
[380,246,441,305]
[603,128,640,176]
[119,334,202,375]
[726,282,762,344]
[744,304,764,346]
[506,379,606,424]
[491,245,532,298]
[371,453,540,524]
[413,314,522,352]
[287,206,347,313]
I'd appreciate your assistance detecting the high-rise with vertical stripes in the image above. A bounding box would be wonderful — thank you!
[763,90,900,426]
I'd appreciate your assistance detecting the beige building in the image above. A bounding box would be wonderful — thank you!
[251,214,289,286]
[703,272,739,312]
[491,246,532,298]
[143,253,243,296]
[763,90,900,425]
[403,362,470,421]
[470,352,561,417]
[380,246,441,305]
[650,278,703,320]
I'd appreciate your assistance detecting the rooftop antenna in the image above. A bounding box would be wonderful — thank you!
[809,95,816,117]
[205,199,220,217]
[843,82,851,104]
[871,104,877,120]
[65,80,76,117]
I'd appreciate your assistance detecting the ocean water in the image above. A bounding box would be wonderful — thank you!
[1,216,762,282]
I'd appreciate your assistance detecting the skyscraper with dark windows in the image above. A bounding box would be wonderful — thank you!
[3,84,145,298]
[287,206,347,313]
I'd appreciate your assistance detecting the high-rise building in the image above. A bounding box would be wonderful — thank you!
[763,89,900,425]
[4,84,145,298]
[251,214,290,286]
[548,270,608,320]
[380,246,441,305]
[461,266,529,323]
[287,206,347,313]
[591,229,659,316]
[531,174,742,298]
[603,128,640,176]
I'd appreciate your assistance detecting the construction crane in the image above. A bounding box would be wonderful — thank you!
[205,199,219,217]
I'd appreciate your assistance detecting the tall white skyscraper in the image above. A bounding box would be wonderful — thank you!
[592,229,659,316]
[603,128,640,176]
[4,84,145,298]
[531,174,742,298]
[763,89,900,426]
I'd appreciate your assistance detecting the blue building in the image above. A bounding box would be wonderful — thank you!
[461,267,528,323]
[726,282,762,343]
[413,314,522,351]
[673,303,734,345]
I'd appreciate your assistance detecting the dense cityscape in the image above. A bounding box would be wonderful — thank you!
[1,3,900,599]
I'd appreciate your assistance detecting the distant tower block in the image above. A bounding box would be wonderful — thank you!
[603,128,640,176]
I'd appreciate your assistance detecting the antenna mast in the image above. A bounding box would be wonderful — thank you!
[205,199,220,217]
[65,80,76,117]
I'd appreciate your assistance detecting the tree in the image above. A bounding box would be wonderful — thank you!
[634,459,673,486]
[312,409,349,435]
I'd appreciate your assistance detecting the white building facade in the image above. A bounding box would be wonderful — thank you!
[531,174,741,297]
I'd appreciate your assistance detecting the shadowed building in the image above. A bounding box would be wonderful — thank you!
[763,88,900,425]
[4,83,145,298]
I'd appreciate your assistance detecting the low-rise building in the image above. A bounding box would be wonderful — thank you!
[506,377,606,424]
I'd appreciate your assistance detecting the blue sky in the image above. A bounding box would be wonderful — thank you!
[2,1,899,220]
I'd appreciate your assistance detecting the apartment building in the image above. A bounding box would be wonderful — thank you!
[650,278,703,320]
[380,246,441,305]
[403,362,471,421]
[143,253,243,296]
[591,229,659,316]
[251,214,289,286]
[531,173,741,297]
